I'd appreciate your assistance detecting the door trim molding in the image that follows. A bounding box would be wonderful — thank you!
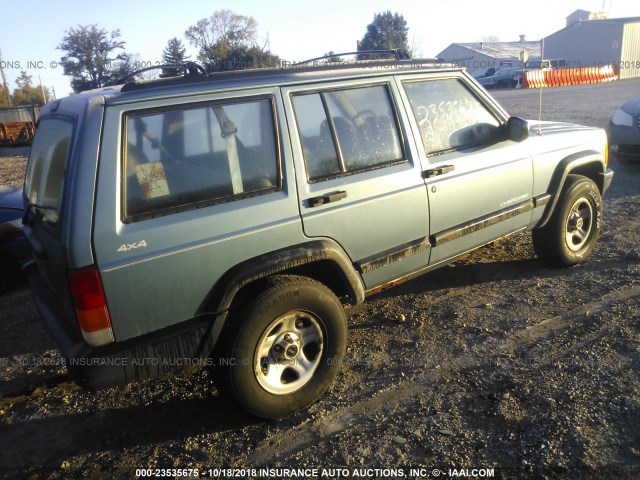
[430,194,548,247]
[355,237,430,273]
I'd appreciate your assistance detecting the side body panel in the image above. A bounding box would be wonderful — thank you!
[94,88,308,341]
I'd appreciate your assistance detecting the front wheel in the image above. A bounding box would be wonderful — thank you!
[215,275,347,419]
[532,175,602,267]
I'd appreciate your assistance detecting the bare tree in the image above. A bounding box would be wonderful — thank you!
[58,24,126,92]
[185,10,258,65]
[185,9,278,71]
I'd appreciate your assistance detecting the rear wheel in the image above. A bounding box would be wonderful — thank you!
[532,175,602,267]
[215,275,347,419]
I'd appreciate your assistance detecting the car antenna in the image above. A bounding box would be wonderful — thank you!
[537,38,545,136]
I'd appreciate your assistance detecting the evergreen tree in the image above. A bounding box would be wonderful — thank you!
[161,38,190,78]
[357,11,410,59]
[109,52,141,83]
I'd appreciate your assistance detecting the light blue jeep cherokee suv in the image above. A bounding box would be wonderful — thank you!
[22,54,613,419]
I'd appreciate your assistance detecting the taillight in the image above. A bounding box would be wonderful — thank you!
[68,266,114,347]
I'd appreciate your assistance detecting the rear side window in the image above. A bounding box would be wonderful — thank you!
[124,97,279,222]
[292,85,405,182]
[24,116,74,233]
[403,79,501,154]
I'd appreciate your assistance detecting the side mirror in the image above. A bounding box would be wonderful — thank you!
[507,116,529,142]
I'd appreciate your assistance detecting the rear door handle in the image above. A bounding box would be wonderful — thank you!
[308,191,347,207]
[423,165,455,178]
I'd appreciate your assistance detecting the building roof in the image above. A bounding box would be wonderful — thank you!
[437,41,541,60]
[568,9,591,17]
[566,9,607,25]
[545,15,640,41]
[585,16,640,25]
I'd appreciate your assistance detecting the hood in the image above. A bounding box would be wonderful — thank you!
[528,120,595,135]
[620,95,640,116]
[0,186,24,210]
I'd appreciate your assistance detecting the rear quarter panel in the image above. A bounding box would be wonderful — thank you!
[93,89,307,342]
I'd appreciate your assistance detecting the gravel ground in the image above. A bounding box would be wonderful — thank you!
[0,80,639,479]
[0,147,28,189]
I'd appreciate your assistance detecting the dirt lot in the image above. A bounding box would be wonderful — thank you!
[0,80,639,479]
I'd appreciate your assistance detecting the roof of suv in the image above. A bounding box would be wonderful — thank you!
[89,59,460,105]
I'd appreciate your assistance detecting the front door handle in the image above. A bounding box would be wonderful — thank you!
[423,165,455,178]
[308,191,347,207]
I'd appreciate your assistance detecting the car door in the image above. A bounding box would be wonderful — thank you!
[283,79,431,289]
[398,75,534,265]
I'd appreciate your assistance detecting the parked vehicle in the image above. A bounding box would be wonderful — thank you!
[525,58,565,70]
[477,67,520,88]
[0,186,29,293]
[23,53,613,419]
[470,67,496,79]
[608,95,640,162]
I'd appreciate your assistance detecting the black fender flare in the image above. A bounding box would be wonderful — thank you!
[536,150,607,228]
[201,239,365,318]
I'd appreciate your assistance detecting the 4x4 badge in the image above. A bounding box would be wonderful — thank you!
[117,240,148,253]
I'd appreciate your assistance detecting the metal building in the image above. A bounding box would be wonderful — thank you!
[436,39,541,75]
[543,13,640,80]
[0,105,40,123]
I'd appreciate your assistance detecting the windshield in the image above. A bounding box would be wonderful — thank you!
[494,69,514,76]
[24,116,74,233]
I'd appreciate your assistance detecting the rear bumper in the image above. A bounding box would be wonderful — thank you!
[26,263,226,390]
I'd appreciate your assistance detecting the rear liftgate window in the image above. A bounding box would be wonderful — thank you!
[123,98,280,222]
[24,116,74,234]
[292,84,405,182]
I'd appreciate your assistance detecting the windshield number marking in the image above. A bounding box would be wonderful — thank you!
[117,240,148,253]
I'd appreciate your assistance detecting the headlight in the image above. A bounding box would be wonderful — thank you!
[611,108,634,127]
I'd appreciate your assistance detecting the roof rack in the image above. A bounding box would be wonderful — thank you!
[296,49,411,65]
[113,62,207,86]
[114,55,457,94]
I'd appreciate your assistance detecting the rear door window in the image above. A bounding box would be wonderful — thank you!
[123,97,280,222]
[24,116,75,234]
[292,85,405,182]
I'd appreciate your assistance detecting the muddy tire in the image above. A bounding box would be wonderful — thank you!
[215,275,347,419]
[532,174,602,267]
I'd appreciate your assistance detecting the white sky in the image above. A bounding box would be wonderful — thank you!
[1,0,638,99]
